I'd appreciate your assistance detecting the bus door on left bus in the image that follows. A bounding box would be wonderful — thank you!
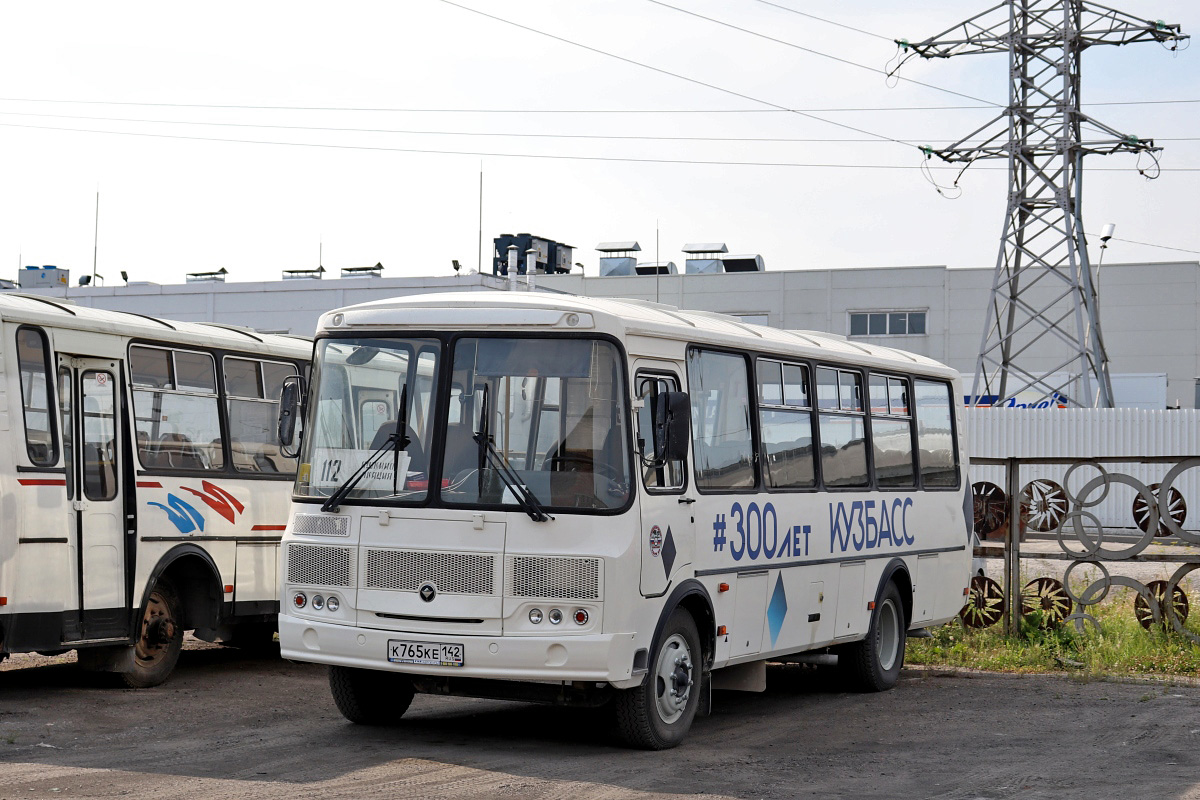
[633,365,694,597]
[57,355,128,641]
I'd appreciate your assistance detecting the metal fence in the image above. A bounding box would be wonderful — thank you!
[965,455,1200,645]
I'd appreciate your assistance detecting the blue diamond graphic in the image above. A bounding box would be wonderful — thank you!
[767,574,787,647]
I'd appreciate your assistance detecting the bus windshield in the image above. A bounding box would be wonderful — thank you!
[297,337,441,502]
[440,336,630,512]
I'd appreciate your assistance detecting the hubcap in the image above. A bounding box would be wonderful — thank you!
[877,599,900,671]
[134,591,176,665]
[653,633,693,724]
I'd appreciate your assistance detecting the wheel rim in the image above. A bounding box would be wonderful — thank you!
[134,590,176,666]
[960,575,1006,628]
[653,633,693,725]
[877,599,900,672]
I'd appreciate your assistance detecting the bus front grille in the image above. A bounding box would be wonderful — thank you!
[291,513,350,537]
[506,556,601,600]
[287,544,354,587]
[364,549,495,595]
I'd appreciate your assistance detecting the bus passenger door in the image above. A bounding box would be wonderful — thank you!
[634,366,695,596]
[59,356,129,641]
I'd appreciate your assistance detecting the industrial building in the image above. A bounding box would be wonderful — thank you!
[10,256,1199,409]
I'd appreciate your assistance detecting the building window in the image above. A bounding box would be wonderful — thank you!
[849,311,926,337]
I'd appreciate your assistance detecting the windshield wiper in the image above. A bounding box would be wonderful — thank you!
[321,387,411,513]
[474,383,552,523]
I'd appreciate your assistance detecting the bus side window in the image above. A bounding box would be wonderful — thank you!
[130,345,222,471]
[225,356,300,473]
[81,370,118,501]
[636,374,684,491]
[16,327,57,467]
[816,367,868,488]
[757,359,815,489]
[687,349,755,491]
[914,379,958,487]
[870,373,916,488]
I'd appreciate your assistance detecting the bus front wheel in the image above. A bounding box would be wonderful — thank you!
[839,581,906,692]
[123,578,183,688]
[614,608,701,750]
[329,666,415,725]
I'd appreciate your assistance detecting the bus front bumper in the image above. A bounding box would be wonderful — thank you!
[279,613,643,687]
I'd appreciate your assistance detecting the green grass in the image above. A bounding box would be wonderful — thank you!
[907,586,1200,678]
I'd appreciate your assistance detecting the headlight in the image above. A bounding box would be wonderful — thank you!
[528,608,543,624]
[548,608,563,625]
[312,594,325,610]
[326,595,340,612]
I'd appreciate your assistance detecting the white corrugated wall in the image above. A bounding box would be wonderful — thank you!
[963,409,1200,530]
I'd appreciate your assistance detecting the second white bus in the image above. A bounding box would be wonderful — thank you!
[0,294,310,686]
[278,291,971,748]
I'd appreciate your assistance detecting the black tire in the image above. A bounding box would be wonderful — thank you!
[839,581,907,692]
[614,608,701,750]
[329,666,415,725]
[123,578,184,688]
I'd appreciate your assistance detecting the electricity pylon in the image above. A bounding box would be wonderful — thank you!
[896,2,1187,407]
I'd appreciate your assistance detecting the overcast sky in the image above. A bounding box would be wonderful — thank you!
[0,0,1195,286]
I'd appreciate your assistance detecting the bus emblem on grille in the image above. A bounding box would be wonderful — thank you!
[419,583,437,602]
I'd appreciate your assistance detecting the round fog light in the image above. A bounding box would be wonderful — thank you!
[529,608,543,624]
[573,608,589,625]
[312,594,325,610]
[548,608,563,625]
[326,595,340,612]
[293,592,307,609]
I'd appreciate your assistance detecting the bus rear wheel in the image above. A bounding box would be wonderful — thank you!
[329,666,415,725]
[123,578,183,688]
[614,608,701,750]
[839,581,906,692]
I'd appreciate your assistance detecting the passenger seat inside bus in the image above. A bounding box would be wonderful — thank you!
[368,421,427,476]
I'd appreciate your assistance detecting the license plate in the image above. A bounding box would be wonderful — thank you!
[387,640,465,667]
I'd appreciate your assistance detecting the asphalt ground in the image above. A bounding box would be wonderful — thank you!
[3,640,1200,799]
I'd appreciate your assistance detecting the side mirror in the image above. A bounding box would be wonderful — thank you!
[652,390,690,463]
[277,375,306,456]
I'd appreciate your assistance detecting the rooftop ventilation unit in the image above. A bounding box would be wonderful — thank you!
[493,234,574,275]
[19,265,69,288]
[282,266,326,280]
[682,242,728,274]
[186,267,227,283]
[635,261,677,275]
[597,241,641,277]
[341,263,383,279]
[721,254,765,273]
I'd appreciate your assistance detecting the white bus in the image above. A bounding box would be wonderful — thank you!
[278,291,971,748]
[0,294,310,687]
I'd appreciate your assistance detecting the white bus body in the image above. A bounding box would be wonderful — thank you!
[279,292,971,748]
[0,294,310,686]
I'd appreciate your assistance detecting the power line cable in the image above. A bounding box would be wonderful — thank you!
[5,109,1195,145]
[3,119,1197,171]
[644,0,1003,108]
[0,109,933,142]
[1099,236,1200,255]
[748,0,894,42]
[433,0,912,146]
[20,108,1195,144]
